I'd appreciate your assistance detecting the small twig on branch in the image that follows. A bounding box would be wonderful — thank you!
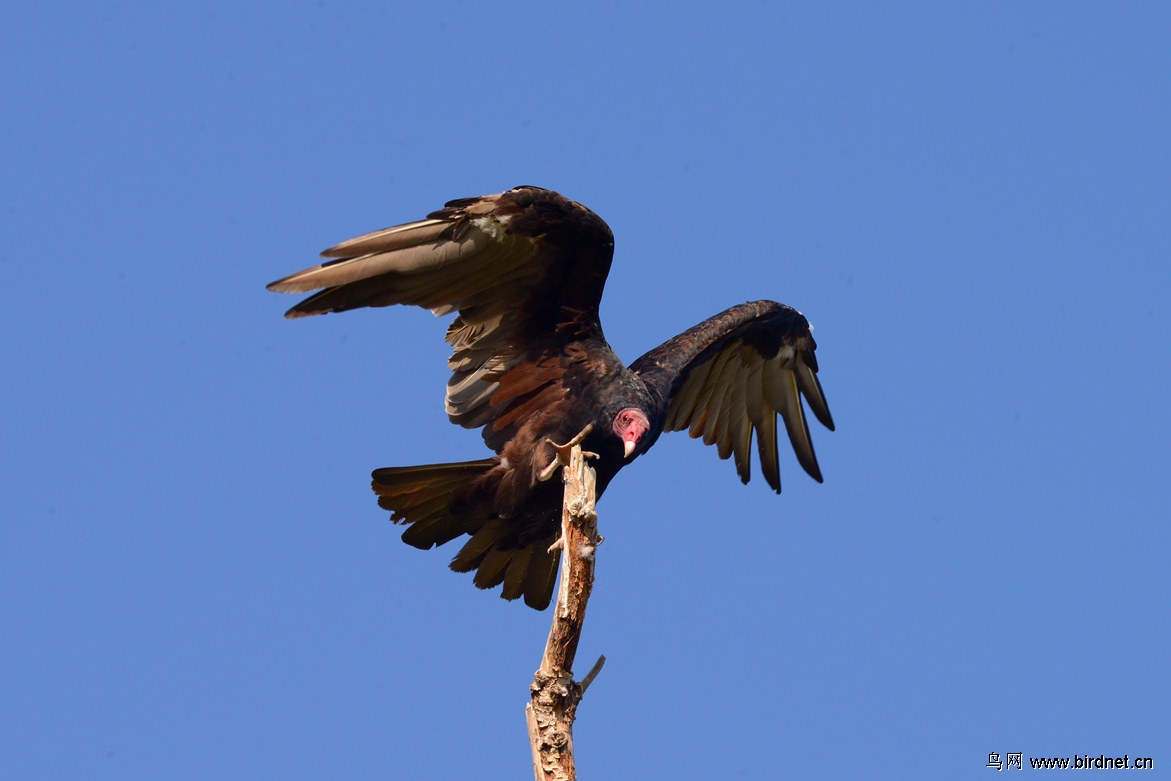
[525,425,602,781]
[579,655,606,695]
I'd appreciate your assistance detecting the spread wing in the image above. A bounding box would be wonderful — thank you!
[629,301,834,492]
[267,186,616,450]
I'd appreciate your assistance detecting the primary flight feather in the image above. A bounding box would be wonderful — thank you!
[268,186,834,609]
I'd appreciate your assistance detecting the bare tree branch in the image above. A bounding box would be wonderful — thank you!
[525,426,602,781]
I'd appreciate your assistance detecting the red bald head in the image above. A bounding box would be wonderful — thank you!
[612,408,651,459]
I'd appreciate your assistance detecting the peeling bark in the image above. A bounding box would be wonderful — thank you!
[526,428,605,781]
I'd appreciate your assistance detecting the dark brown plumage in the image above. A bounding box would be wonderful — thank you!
[268,186,834,609]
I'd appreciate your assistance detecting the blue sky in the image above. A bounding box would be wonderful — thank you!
[3,3,1168,779]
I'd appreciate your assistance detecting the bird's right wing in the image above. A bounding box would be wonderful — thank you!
[267,186,617,449]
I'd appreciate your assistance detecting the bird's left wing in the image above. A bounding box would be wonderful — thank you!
[629,301,834,492]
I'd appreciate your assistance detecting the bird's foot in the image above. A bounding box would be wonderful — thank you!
[537,423,596,482]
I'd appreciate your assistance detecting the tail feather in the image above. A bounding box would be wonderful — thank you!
[449,517,510,571]
[473,546,513,591]
[522,550,560,610]
[374,460,493,549]
[371,459,560,610]
[400,512,466,549]
[398,490,471,548]
[502,545,534,601]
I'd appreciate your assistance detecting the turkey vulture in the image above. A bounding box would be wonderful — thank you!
[268,186,834,609]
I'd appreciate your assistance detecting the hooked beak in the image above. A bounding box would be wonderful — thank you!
[615,408,651,460]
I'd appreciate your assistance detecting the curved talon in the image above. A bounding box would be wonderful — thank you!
[536,423,595,481]
[537,458,562,483]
